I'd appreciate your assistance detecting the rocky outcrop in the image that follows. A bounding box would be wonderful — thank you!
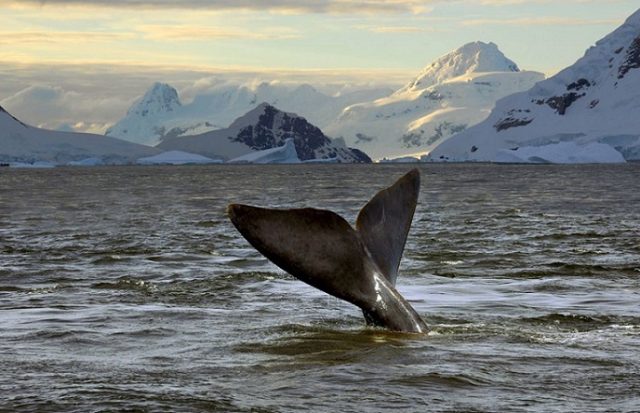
[230,104,330,160]
[619,36,640,79]
[158,103,372,163]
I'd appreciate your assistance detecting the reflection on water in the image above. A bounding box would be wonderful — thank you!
[1,164,639,412]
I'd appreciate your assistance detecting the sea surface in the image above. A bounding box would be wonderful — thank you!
[1,164,639,413]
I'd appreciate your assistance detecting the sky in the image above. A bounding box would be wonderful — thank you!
[1,0,639,132]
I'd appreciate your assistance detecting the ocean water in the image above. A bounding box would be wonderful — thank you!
[0,164,639,413]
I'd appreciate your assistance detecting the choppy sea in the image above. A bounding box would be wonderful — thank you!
[1,164,639,412]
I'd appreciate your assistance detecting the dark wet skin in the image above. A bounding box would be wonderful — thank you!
[228,169,428,333]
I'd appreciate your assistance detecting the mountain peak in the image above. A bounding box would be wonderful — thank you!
[128,82,181,117]
[427,8,640,163]
[0,104,28,128]
[453,41,519,71]
[400,41,520,93]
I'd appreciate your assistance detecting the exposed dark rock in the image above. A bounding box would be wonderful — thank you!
[470,145,478,153]
[614,46,624,54]
[494,117,533,132]
[589,99,600,109]
[545,92,585,115]
[423,91,444,101]
[567,78,591,91]
[618,36,640,79]
[230,104,331,161]
[401,133,422,148]
[348,148,372,163]
[229,104,370,163]
[506,109,531,115]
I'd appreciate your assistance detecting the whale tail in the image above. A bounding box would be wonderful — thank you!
[356,168,419,286]
[227,169,427,333]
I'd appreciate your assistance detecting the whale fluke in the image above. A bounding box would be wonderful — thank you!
[227,205,377,307]
[356,168,419,286]
[227,169,427,333]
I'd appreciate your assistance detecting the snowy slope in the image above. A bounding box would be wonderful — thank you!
[157,103,371,163]
[325,42,544,160]
[0,105,159,164]
[428,9,640,163]
[106,81,392,146]
[104,83,220,147]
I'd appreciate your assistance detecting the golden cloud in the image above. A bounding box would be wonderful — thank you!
[137,25,300,41]
[0,30,134,44]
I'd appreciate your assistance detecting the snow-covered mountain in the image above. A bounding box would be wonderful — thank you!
[427,9,640,163]
[105,82,224,146]
[0,105,159,165]
[324,42,544,160]
[106,81,392,146]
[157,103,371,163]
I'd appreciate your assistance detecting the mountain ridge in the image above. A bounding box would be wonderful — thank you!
[158,103,371,163]
[325,41,544,160]
[427,8,640,163]
[105,81,392,146]
[0,105,159,164]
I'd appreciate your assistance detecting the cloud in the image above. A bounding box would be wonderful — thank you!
[138,25,300,41]
[468,0,626,4]
[460,16,622,27]
[358,25,441,33]
[0,30,133,45]
[1,84,130,132]
[6,0,432,14]
[0,61,409,132]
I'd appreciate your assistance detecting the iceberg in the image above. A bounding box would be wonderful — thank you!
[495,141,625,164]
[302,157,339,164]
[137,150,222,165]
[10,161,56,168]
[68,157,104,166]
[379,156,420,163]
[228,138,301,164]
